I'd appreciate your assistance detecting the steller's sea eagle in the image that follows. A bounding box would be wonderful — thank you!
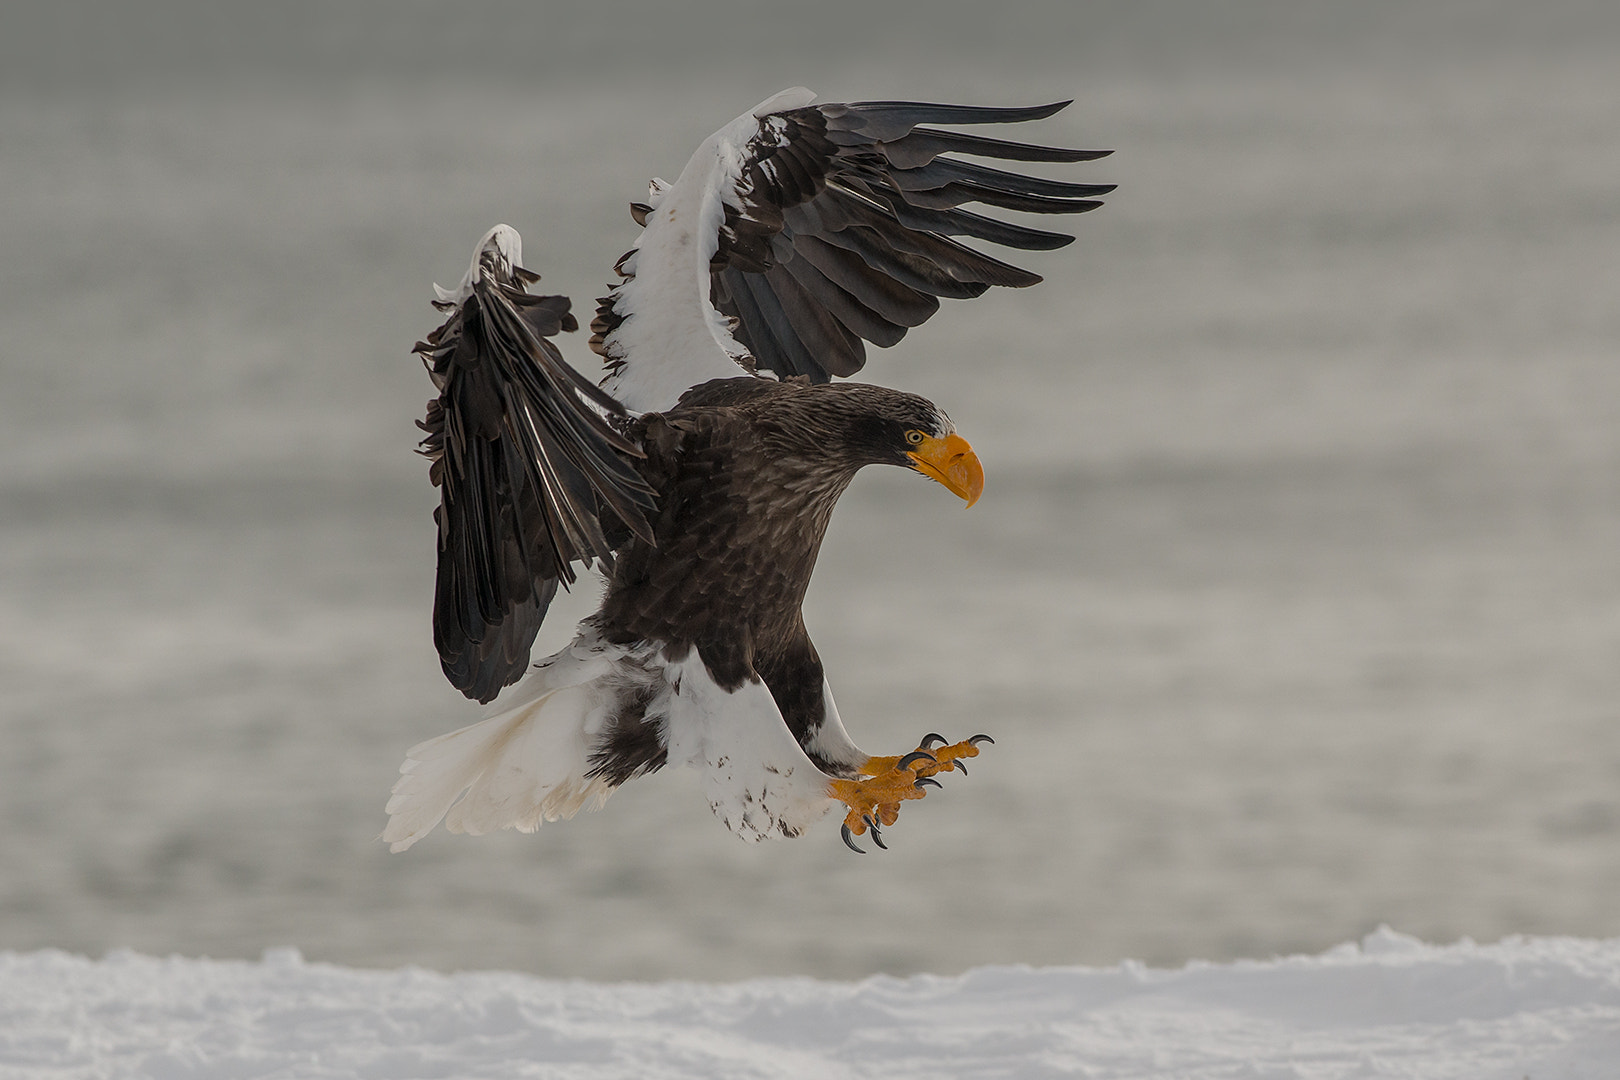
[382,88,1111,853]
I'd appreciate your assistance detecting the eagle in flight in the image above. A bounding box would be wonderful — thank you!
[382,88,1111,853]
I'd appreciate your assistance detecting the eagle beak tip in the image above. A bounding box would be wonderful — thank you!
[908,433,984,508]
[960,471,984,509]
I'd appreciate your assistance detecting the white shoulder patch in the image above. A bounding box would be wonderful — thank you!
[599,90,820,414]
[750,86,817,118]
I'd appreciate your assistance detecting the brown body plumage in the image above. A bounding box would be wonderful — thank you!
[593,378,954,780]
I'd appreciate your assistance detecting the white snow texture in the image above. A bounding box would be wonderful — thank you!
[3,928,1618,1079]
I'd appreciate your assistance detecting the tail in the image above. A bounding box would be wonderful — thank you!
[382,636,628,852]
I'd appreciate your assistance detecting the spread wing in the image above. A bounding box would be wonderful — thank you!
[416,226,657,702]
[592,88,1113,412]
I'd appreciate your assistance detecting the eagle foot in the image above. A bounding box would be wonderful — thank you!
[863,733,992,782]
[828,734,994,853]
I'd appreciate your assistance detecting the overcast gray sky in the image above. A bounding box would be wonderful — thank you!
[7,1,1616,97]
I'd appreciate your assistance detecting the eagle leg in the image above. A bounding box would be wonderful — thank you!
[826,734,993,851]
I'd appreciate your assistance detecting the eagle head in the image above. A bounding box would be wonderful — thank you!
[808,383,985,508]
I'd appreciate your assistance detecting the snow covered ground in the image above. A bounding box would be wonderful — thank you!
[3,929,1617,1079]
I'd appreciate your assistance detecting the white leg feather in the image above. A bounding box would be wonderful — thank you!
[663,652,838,841]
[805,679,867,774]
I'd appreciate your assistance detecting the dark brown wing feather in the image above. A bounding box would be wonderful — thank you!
[416,246,657,702]
[703,98,1113,381]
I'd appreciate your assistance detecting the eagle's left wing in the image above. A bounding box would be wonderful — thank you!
[592,88,1113,412]
[416,226,657,702]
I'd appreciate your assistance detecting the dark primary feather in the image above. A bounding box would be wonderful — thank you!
[817,100,1075,140]
[658,98,1112,381]
[874,126,1113,169]
[416,245,656,702]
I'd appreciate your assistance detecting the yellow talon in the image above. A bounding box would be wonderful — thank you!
[861,736,985,780]
[828,735,993,846]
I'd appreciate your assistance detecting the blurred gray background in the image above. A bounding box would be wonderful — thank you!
[1,0,1617,979]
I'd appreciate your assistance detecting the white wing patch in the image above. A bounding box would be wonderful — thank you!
[599,89,817,413]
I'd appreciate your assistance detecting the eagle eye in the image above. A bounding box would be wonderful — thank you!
[905,429,926,445]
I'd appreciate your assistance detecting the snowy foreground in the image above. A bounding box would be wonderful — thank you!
[4,929,1619,1079]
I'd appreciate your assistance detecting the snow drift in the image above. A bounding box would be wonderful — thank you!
[3,928,1618,1079]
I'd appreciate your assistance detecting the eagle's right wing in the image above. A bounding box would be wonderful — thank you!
[416,226,657,702]
[592,89,1113,412]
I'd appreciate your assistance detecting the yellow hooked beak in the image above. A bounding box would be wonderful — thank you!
[907,432,985,508]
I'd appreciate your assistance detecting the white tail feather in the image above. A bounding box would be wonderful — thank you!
[383,632,628,852]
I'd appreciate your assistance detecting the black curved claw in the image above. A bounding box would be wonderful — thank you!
[969,734,996,746]
[863,814,888,850]
[841,822,865,854]
[897,750,936,771]
[920,733,947,749]
[914,776,943,790]
[952,758,968,776]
